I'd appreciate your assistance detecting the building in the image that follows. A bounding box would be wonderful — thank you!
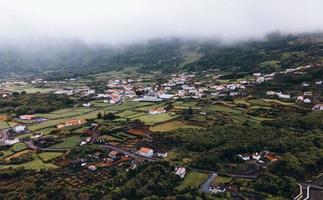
[4,138,19,145]
[137,147,154,158]
[19,115,34,120]
[159,94,174,99]
[82,102,91,107]
[13,124,28,134]
[149,107,166,115]
[238,154,250,161]
[109,150,120,159]
[175,167,186,178]
[312,104,323,111]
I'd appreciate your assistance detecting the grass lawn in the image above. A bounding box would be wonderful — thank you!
[50,135,81,149]
[38,152,64,162]
[134,112,179,125]
[176,171,209,191]
[11,142,28,152]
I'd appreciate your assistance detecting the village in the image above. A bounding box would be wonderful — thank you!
[0,64,322,198]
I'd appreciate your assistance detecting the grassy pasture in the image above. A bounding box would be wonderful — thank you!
[11,142,28,152]
[0,156,58,171]
[0,122,10,129]
[134,112,179,125]
[206,104,242,114]
[50,135,81,149]
[175,171,209,191]
[173,101,198,109]
[38,152,64,162]
[150,121,203,132]
[0,150,14,160]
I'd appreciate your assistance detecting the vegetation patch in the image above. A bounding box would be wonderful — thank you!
[38,152,64,162]
[175,171,209,191]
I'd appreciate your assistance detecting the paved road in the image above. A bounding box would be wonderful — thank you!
[200,173,217,192]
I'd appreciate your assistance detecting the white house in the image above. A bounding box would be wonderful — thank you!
[252,153,261,160]
[13,125,27,134]
[238,154,250,161]
[303,98,311,104]
[4,138,19,145]
[175,167,186,178]
[82,102,91,107]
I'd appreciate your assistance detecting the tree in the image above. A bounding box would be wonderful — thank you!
[97,112,103,119]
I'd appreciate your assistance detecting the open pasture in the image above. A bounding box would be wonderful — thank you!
[50,135,81,149]
[38,152,64,162]
[133,112,179,125]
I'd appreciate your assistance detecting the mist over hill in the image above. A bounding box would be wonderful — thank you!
[0,33,322,79]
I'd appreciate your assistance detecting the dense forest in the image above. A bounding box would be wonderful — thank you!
[0,93,74,115]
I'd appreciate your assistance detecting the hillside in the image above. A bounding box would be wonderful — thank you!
[0,33,322,79]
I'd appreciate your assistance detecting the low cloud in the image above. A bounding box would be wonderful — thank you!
[1,0,323,45]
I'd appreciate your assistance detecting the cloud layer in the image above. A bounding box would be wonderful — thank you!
[1,0,323,44]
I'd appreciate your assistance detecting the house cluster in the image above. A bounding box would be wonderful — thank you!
[266,91,291,99]
[71,149,127,171]
[136,146,168,158]
[312,104,323,111]
[238,150,278,164]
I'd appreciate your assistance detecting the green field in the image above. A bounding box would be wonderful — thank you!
[212,175,232,185]
[176,171,209,191]
[206,104,242,114]
[11,142,28,152]
[0,150,14,160]
[150,121,203,132]
[38,152,64,162]
[258,60,281,69]
[0,121,10,129]
[0,156,58,171]
[173,101,198,109]
[134,112,179,125]
[50,135,81,149]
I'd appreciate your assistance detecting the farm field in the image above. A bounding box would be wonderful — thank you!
[0,121,9,129]
[206,104,242,114]
[173,101,199,109]
[38,152,64,162]
[175,171,209,191]
[11,142,28,152]
[212,175,232,185]
[134,112,179,125]
[0,156,58,171]
[150,121,203,132]
[50,135,81,149]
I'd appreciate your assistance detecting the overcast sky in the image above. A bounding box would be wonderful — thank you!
[1,0,323,45]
